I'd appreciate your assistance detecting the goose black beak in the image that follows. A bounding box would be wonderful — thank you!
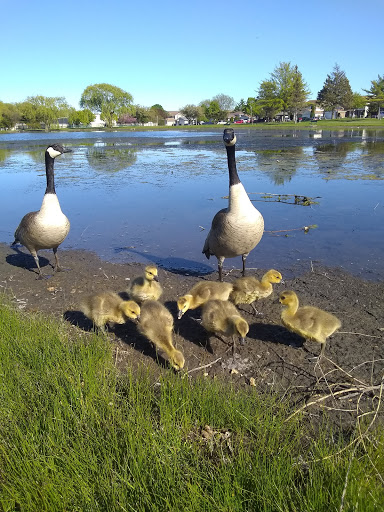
[62,147,72,153]
[223,129,235,144]
[177,310,184,320]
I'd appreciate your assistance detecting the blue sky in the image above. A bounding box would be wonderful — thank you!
[1,0,383,111]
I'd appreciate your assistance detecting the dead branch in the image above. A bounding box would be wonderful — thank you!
[185,357,222,375]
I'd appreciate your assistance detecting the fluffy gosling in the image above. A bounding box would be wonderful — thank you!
[127,265,163,302]
[230,269,283,314]
[177,280,233,319]
[279,290,341,359]
[201,299,249,354]
[138,300,185,370]
[80,291,140,331]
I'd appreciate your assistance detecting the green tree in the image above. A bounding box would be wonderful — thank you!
[363,75,384,119]
[234,99,246,112]
[0,102,20,129]
[203,100,226,123]
[80,83,134,128]
[68,108,95,126]
[317,64,353,119]
[256,80,284,121]
[180,104,202,124]
[289,65,310,122]
[149,104,168,125]
[19,96,69,131]
[269,62,309,121]
[134,105,152,125]
[212,93,235,114]
[243,97,261,121]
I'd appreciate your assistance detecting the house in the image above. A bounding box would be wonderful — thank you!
[57,117,69,128]
[166,111,189,126]
[89,114,106,128]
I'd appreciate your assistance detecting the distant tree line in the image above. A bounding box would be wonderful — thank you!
[1,67,383,130]
[180,64,384,124]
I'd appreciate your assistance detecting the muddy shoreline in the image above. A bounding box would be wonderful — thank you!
[1,242,383,396]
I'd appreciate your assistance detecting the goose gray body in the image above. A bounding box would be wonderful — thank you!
[12,144,71,277]
[202,129,264,281]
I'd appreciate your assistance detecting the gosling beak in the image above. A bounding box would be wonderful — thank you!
[280,279,285,285]
[154,276,159,282]
[62,147,72,153]
[240,337,246,345]
[177,310,184,320]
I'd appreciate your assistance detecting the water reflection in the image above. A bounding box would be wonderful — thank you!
[0,129,383,279]
[86,145,137,172]
[0,148,11,164]
[254,147,305,185]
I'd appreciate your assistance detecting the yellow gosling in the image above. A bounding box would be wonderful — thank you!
[230,269,283,314]
[80,291,140,331]
[138,300,185,370]
[201,299,249,354]
[177,280,233,319]
[279,290,341,358]
[127,265,163,302]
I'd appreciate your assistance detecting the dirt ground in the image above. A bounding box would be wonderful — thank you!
[1,241,383,400]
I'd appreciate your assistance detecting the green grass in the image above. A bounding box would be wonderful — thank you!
[0,299,383,511]
[1,118,383,136]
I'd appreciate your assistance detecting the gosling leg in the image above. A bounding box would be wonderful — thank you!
[241,254,248,277]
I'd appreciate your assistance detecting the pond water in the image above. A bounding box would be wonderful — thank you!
[1,128,384,280]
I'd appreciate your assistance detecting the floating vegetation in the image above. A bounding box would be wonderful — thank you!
[249,192,320,206]
[265,225,318,237]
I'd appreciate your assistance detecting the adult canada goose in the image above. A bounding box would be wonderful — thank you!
[127,265,163,302]
[80,291,140,331]
[279,290,341,358]
[138,300,185,370]
[177,280,233,319]
[202,128,264,281]
[230,269,283,314]
[201,299,249,354]
[12,143,72,278]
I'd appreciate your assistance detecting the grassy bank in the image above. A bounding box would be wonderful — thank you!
[0,299,383,511]
[1,118,384,136]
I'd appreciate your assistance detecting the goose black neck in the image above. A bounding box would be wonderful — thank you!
[45,152,56,194]
[226,144,240,186]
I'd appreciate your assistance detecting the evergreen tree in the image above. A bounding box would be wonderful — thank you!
[317,64,353,119]
[363,74,384,118]
[289,66,310,122]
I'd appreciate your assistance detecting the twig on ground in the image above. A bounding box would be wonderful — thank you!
[337,331,383,340]
[186,357,222,375]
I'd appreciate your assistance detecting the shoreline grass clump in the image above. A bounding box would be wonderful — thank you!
[0,298,383,511]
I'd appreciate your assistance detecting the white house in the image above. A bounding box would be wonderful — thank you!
[89,114,106,128]
[166,111,189,126]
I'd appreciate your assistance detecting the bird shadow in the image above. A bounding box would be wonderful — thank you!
[248,321,305,348]
[7,246,51,275]
[114,321,170,369]
[63,309,171,370]
[114,247,215,278]
[164,300,214,354]
[63,310,95,331]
